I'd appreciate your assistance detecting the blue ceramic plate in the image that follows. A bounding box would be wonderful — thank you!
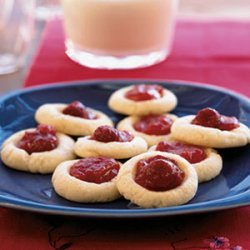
[0,80,249,218]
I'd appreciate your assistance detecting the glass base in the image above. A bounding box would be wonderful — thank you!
[35,6,62,20]
[65,40,168,70]
[0,54,20,75]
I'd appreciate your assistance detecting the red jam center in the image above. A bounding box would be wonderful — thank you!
[133,115,173,135]
[92,125,134,142]
[135,155,185,191]
[191,108,240,131]
[156,141,207,164]
[125,84,164,101]
[69,157,120,184]
[62,101,96,119]
[18,125,58,154]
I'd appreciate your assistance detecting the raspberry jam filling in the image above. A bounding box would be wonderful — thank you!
[135,155,185,191]
[133,115,173,135]
[62,101,97,119]
[156,141,206,164]
[91,125,134,142]
[191,108,240,131]
[125,84,164,101]
[70,157,120,184]
[18,125,58,154]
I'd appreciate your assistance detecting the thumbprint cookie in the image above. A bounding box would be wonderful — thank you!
[117,113,178,146]
[74,125,148,159]
[108,84,177,116]
[117,151,198,208]
[1,125,75,173]
[35,101,113,136]
[171,108,250,148]
[52,157,121,203]
[150,139,223,183]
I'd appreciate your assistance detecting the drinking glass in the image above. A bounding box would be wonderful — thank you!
[60,0,178,69]
[0,0,35,75]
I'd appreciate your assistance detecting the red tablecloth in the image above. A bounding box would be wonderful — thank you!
[25,19,250,96]
[1,19,250,250]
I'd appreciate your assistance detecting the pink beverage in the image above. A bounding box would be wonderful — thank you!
[60,0,178,69]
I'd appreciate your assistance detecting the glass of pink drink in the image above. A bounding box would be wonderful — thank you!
[60,0,178,69]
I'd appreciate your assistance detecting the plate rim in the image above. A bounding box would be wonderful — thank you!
[1,78,249,104]
[0,79,249,218]
[0,188,249,218]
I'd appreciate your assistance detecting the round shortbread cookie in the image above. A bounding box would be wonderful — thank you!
[52,159,121,203]
[1,129,76,173]
[108,85,177,116]
[35,103,113,136]
[116,151,198,208]
[171,115,250,148]
[193,148,222,183]
[149,144,222,183]
[117,114,178,147]
[74,135,148,159]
